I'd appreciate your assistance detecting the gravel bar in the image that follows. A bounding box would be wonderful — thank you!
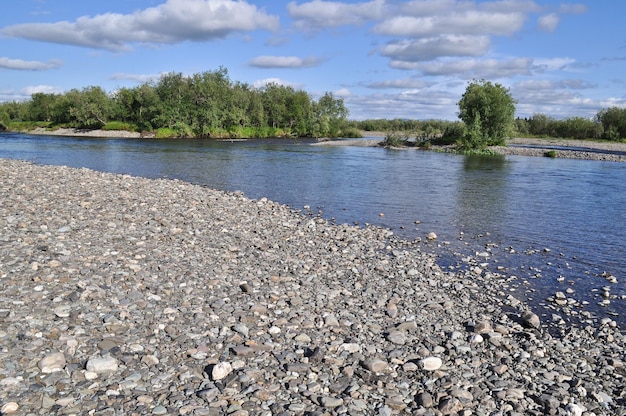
[0,159,624,415]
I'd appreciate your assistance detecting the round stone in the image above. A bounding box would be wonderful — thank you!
[419,356,443,371]
[86,356,119,374]
[38,352,66,373]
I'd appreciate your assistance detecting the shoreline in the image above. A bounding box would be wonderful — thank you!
[0,158,623,414]
[18,128,626,161]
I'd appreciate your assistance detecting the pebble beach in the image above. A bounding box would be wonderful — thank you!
[0,158,624,415]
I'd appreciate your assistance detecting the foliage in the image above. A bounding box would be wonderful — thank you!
[457,79,516,148]
[596,107,626,140]
[0,67,350,139]
[103,121,137,131]
[544,150,558,158]
[382,130,409,147]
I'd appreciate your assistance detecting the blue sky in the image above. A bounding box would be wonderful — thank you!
[1,0,624,120]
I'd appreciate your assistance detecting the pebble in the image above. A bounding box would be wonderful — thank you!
[1,402,19,414]
[86,356,119,374]
[0,159,623,416]
[419,356,443,371]
[211,362,233,380]
[38,352,66,373]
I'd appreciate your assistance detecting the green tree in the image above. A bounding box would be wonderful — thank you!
[65,86,113,128]
[457,79,516,148]
[596,107,626,140]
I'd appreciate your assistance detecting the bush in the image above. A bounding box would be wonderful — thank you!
[102,121,137,132]
[382,131,409,147]
[544,150,558,158]
[338,127,363,138]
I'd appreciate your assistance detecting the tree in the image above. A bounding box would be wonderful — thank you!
[65,86,113,128]
[596,107,626,141]
[457,79,516,148]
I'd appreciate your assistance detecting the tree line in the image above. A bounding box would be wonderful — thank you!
[1,71,625,144]
[0,67,357,139]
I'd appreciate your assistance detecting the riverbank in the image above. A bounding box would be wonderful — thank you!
[26,127,142,138]
[22,127,626,162]
[0,159,623,415]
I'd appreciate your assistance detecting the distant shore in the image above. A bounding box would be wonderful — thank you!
[19,127,626,162]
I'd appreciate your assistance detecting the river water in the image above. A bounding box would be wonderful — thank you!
[1,133,624,325]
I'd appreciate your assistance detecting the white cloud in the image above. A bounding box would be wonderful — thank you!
[532,57,576,72]
[2,0,280,51]
[363,78,430,89]
[402,57,533,78]
[380,35,490,62]
[0,57,62,71]
[287,0,386,29]
[21,85,65,95]
[109,72,164,83]
[537,13,559,32]
[252,77,302,89]
[249,55,325,68]
[374,11,526,37]
[345,87,460,120]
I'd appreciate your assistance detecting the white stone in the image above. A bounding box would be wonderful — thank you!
[339,343,361,353]
[86,356,119,374]
[38,352,66,373]
[1,402,19,414]
[211,362,233,380]
[565,403,585,416]
[419,356,443,371]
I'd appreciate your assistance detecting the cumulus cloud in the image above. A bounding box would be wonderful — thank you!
[532,57,576,72]
[249,55,325,68]
[400,57,533,78]
[537,13,559,32]
[252,77,302,89]
[21,85,65,95]
[380,35,490,63]
[363,78,430,89]
[109,72,164,83]
[374,11,526,37]
[1,0,279,51]
[287,0,386,29]
[0,57,62,71]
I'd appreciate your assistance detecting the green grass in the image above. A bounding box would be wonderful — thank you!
[102,121,138,132]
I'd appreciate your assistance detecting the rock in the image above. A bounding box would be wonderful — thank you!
[1,402,19,414]
[416,392,433,407]
[211,362,233,380]
[474,319,492,334]
[320,396,344,408]
[565,403,585,416]
[521,310,541,329]
[362,358,388,373]
[386,330,407,345]
[38,352,66,373]
[439,398,463,415]
[86,356,119,374]
[419,356,442,371]
[426,232,437,240]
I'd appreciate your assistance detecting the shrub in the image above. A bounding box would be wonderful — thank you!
[382,130,409,147]
[544,150,558,158]
[102,121,137,132]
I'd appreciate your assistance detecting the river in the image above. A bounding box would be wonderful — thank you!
[1,132,624,325]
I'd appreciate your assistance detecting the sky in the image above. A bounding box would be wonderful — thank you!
[0,0,625,121]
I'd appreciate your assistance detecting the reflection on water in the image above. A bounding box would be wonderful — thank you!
[1,133,624,323]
